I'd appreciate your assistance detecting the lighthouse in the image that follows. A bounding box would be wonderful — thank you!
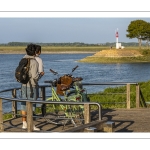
[116,29,119,43]
[115,29,121,49]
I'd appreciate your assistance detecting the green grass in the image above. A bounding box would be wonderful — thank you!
[88,80,150,109]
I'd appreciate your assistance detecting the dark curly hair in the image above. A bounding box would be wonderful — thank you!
[35,45,41,54]
[25,43,36,56]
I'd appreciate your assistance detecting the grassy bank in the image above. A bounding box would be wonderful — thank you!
[79,49,150,63]
[79,56,150,63]
[88,80,150,109]
[0,46,143,54]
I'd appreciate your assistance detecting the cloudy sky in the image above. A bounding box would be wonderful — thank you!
[1,17,150,44]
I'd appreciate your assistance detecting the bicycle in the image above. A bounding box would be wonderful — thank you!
[41,65,90,127]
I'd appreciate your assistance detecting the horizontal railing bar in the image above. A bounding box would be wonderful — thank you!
[0,88,20,93]
[0,82,138,94]
[0,97,96,104]
[99,102,126,104]
[88,93,127,95]
[0,97,102,120]
[82,82,138,85]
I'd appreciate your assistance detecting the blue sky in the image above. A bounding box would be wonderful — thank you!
[1,18,150,44]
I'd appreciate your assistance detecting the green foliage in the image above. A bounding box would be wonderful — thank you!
[3,113,13,120]
[141,50,150,55]
[126,20,150,49]
[126,20,148,39]
[88,80,150,109]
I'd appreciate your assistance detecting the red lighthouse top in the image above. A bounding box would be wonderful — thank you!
[116,31,119,37]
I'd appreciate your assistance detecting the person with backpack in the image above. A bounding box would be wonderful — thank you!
[35,45,45,79]
[20,43,40,131]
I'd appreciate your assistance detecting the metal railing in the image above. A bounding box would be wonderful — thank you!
[0,82,143,132]
[0,85,102,132]
[82,82,140,109]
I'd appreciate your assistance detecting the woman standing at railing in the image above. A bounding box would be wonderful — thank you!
[20,43,40,131]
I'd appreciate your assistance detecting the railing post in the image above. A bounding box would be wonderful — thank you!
[136,84,140,108]
[41,87,45,100]
[127,84,130,109]
[26,101,33,132]
[84,104,91,124]
[12,89,17,118]
[0,98,4,132]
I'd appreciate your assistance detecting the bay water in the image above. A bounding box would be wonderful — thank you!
[1,53,150,112]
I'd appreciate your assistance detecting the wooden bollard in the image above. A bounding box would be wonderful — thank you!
[26,101,33,132]
[103,121,115,132]
[84,104,91,124]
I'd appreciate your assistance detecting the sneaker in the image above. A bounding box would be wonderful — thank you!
[22,121,27,129]
[22,125,27,129]
[33,125,40,131]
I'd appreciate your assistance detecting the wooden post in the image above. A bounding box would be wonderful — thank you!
[136,84,140,108]
[26,101,33,132]
[127,84,130,109]
[0,98,4,132]
[84,104,91,124]
[12,89,17,118]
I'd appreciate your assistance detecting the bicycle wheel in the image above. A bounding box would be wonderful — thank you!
[73,106,84,125]
[65,100,84,125]
[44,103,66,125]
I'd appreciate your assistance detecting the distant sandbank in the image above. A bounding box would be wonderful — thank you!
[0,51,96,54]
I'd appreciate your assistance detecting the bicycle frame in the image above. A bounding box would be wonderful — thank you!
[46,82,84,118]
[43,66,90,126]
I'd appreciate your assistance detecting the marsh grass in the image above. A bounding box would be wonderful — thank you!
[0,46,105,53]
[0,46,142,54]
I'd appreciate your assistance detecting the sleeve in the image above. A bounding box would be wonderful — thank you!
[31,60,39,80]
[38,58,44,72]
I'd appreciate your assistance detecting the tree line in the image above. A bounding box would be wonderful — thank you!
[0,42,143,47]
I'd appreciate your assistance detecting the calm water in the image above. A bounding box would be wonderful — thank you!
[1,53,150,112]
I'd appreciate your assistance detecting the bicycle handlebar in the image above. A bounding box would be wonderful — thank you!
[72,65,78,73]
[50,69,58,75]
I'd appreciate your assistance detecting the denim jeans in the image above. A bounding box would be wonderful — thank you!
[21,85,39,112]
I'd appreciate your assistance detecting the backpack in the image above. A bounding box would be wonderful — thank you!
[15,58,30,84]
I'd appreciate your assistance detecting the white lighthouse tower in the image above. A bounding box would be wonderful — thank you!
[115,28,121,49]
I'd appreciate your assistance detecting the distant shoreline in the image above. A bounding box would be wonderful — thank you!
[0,51,96,54]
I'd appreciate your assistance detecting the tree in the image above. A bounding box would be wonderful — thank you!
[142,22,150,49]
[126,20,148,49]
